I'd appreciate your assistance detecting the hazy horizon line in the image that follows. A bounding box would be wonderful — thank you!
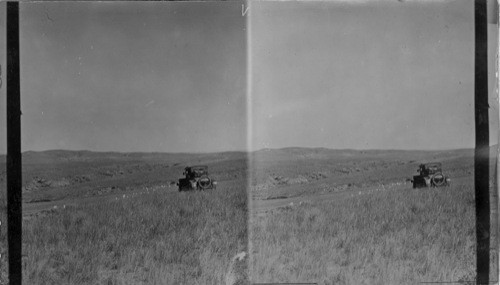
[0,145,495,156]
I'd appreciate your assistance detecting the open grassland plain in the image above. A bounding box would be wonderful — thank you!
[0,151,248,285]
[250,147,498,285]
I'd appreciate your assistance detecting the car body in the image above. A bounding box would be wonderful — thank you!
[177,165,217,191]
[411,163,450,188]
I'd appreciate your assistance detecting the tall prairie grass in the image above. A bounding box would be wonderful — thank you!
[21,180,247,285]
[251,183,476,285]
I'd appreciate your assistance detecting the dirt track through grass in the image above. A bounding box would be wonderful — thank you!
[23,184,176,216]
[253,176,473,216]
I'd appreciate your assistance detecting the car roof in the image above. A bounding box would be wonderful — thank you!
[423,163,441,167]
[187,165,208,169]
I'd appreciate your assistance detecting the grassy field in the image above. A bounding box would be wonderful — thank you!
[22,180,247,285]
[251,181,476,284]
[0,151,248,285]
[249,148,498,285]
[0,148,497,284]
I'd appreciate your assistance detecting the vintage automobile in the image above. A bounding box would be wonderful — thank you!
[411,162,450,188]
[177,165,217,191]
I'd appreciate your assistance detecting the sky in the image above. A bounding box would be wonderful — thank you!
[0,1,247,153]
[249,0,499,151]
[0,0,498,153]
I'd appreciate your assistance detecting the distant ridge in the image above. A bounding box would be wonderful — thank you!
[255,146,478,154]
[252,146,497,160]
[251,146,499,164]
[0,145,496,162]
[21,149,247,156]
[0,149,248,165]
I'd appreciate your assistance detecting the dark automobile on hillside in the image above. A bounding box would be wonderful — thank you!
[177,165,217,191]
[411,162,450,188]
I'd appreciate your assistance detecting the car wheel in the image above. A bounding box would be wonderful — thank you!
[198,175,212,190]
[432,173,445,187]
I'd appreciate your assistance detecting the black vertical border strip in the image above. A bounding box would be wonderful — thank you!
[6,2,21,285]
[475,0,490,284]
